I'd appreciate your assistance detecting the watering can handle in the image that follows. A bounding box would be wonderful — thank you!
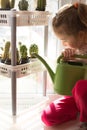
[57,54,87,63]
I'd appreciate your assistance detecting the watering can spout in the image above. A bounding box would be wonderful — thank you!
[34,53,55,84]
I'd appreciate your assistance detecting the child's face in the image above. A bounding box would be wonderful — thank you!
[57,33,78,49]
[54,26,83,50]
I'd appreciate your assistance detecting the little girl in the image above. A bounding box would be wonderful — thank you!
[41,2,87,130]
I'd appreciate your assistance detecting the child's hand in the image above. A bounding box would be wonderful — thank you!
[62,48,76,60]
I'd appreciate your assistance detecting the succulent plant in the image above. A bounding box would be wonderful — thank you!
[1,0,15,9]
[2,41,10,60]
[18,0,29,10]
[20,45,28,58]
[10,0,15,9]
[29,44,39,58]
[19,44,29,64]
[8,47,20,65]
[36,0,46,11]
[16,48,20,65]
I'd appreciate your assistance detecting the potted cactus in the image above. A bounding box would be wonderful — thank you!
[18,0,29,10]
[0,47,3,60]
[20,44,29,64]
[29,43,39,58]
[9,48,20,65]
[1,41,20,65]
[1,0,15,10]
[1,41,11,64]
[16,48,20,65]
[36,0,46,11]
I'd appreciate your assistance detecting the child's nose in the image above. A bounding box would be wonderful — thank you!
[62,41,67,46]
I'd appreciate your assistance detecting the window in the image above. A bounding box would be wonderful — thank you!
[0,0,86,114]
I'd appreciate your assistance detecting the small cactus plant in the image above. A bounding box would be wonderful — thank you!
[36,0,46,11]
[29,44,39,58]
[1,0,15,10]
[20,45,27,58]
[2,41,10,60]
[10,0,15,9]
[16,48,20,65]
[18,0,29,10]
[9,48,20,65]
[20,44,29,64]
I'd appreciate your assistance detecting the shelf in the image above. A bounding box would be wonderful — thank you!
[0,11,51,26]
[0,59,45,78]
[0,10,50,115]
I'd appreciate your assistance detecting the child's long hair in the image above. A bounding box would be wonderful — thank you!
[52,2,87,36]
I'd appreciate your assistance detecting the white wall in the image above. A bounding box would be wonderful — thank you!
[80,0,86,3]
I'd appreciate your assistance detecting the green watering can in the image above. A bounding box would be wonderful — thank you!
[34,53,87,95]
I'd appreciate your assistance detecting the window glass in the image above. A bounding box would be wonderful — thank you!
[0,0,86,113]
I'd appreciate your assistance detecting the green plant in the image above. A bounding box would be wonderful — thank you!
[10,0,15,9]
[20,44,29,64]
[20,45,28,59]
[29,44,39,58]
[8,47,20,65]
[1,0,15,9]
[16,48,20,64]
[36,0,46,11]
[2,41,10,60]
[18,0,29,10]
